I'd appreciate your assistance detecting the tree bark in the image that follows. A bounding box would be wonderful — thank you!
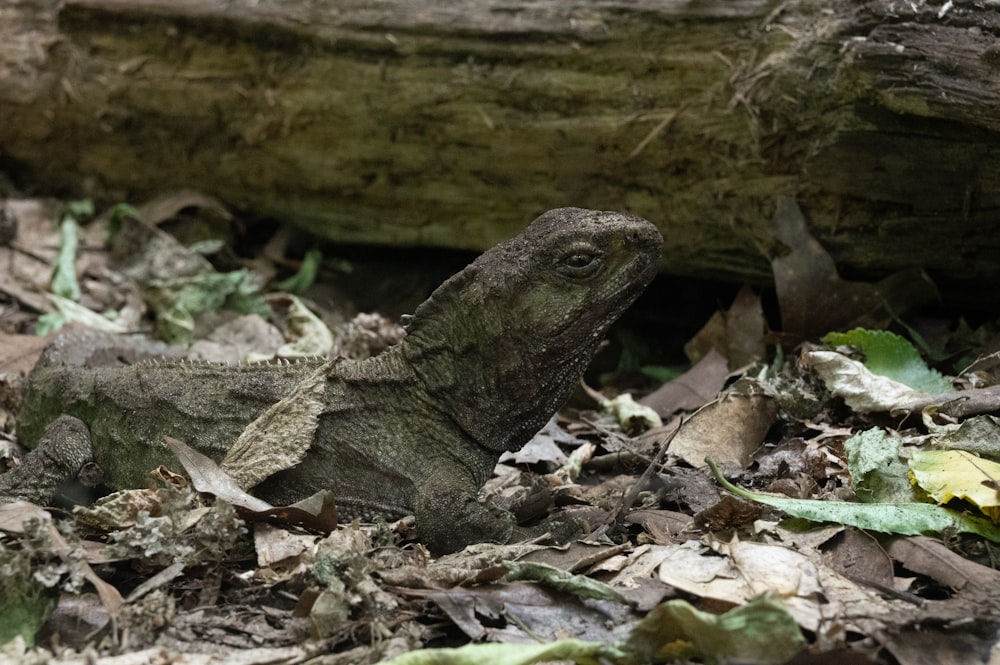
[1,0,998,299]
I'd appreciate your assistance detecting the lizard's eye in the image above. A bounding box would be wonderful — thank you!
[556,244,603,278]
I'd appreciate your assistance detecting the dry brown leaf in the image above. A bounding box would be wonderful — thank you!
[723,285,767,368]
[0,502,124,617]
[239,491,339,535]
[219,359,336,490]
[684,310,727,365]
[188,314,285,363]
[136,190,231,227]
[640,348,729,417]
[684,285,766,368]
[167,437,341,539]
[823,528,895,590]
[0,200,60,314]
[693,495,762,532]
[0,333,49,376]
[254,523,322,569]
[668,394,778,469]
[658,539,916,634]
[413,581,638,644]
[165,436,272,512]
[771,197,936,339]
[110,214,215,283]
[884,535,1000,591]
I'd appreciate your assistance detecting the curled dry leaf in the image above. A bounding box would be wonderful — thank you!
[803,350,931,413]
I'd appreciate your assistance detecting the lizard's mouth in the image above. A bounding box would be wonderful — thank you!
[603,232,662,308]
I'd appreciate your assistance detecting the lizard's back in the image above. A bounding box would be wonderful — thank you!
[16,332,460,520]
[17,340,322,491]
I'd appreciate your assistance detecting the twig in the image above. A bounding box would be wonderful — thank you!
[626,107,684,161]
[611,418,682,533]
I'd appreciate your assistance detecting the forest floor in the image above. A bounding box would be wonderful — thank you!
[0,194,998,665]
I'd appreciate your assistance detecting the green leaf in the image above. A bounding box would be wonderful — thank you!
[0,579,53,647]
[381,639,624,665]
[34,312,65,337]
[707,459,1000,542]
[187,239,226,256]
[843,428,916,503]
[639,365,683,384]
[503,561,628,604]
[822,328,952,394]
[600,393,662,434]
[50,216,81,301]
[145,269,270,344]
[624,595,805,665]
[276,248,323,294]
[64,199,95,219]
[105,202,141,242]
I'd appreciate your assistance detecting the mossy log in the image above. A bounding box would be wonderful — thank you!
[1,0,998,299]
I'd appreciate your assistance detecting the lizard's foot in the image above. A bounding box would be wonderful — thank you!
[0,415,95,505]
[512,515,582,547]
[416,475,584,553]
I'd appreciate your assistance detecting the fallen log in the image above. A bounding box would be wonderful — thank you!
[1,0,997,301]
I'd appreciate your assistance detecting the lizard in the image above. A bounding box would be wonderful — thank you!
[1,207,663,553]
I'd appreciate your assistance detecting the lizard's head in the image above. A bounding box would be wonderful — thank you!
[498,207,663,348]
[404,207,662,454]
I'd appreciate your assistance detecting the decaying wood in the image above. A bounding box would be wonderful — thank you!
[1,0,998,298]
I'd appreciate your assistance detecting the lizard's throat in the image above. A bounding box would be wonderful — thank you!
[401,333,597,453]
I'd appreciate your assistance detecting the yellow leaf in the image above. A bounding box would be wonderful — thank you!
[909,450,1000,521]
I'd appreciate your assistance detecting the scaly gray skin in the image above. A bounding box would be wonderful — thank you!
[4,207,662,553]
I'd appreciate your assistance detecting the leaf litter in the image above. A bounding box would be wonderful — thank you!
[0,195,999,664]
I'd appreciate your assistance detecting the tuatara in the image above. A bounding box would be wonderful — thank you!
[2,207,662,553]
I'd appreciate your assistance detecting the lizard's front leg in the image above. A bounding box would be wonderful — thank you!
[0,415,96,504]
[413,468,516,554]
[413,467,579,554]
